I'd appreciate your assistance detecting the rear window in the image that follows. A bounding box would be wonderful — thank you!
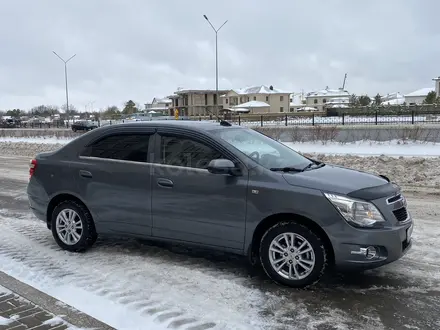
[81,134,150,163]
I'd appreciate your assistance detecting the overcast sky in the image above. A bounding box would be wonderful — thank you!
[1,0,439,111]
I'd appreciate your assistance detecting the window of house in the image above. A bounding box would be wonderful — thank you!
[323,99,327,103]
[290,108,294,112]
[81,134,150,162]
[160,135,223,169]
[253,96,256,101]
[266,96,269,101]
[280,107,284,112]
[213,94,217,105]
[247,97,250,102]
[314,99,318,104]
[226,99,228,104]
[280,96,284,101]
[205,94,208,105]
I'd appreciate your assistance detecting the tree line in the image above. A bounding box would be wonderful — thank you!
[0,100,143,120]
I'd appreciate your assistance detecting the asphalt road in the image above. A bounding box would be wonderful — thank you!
[0,155,439,330]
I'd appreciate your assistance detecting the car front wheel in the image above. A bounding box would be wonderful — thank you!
[259,222,328,288]
[51,200,97,252]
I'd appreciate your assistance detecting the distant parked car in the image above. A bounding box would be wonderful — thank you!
[27,121,413,288]
[71,121,98,132]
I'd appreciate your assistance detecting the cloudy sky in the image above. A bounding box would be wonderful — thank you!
[1,0,439,111]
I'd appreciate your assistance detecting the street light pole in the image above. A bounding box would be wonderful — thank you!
[53,51,76,116]
[203,15,228,117]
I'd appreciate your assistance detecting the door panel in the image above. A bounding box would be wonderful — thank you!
[73,132,154,237]
[151,132,248,250]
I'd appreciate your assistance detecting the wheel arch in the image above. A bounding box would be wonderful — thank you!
[46,193,91,229]
[248,213,335,266]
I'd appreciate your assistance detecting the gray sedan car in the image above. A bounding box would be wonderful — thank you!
[27,120,413,287]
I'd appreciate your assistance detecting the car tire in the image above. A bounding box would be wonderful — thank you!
[51,200,97,252]
[259,221,327,288]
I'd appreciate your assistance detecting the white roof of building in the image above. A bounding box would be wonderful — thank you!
[381,92,404,101]
[233,85,290,95]
[153,97,172,104]
[404,88,435,97]
[233,100,270,108]
[307,88,350,98]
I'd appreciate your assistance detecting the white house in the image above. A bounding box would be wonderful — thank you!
[404,88,434,105]
[305,87,350,111]
[381,92,406,106]
[144,97,172,113]
[221,85,291,113]
[289,93,306,112]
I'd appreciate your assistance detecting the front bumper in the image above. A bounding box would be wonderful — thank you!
[333,221,413,270]
[329,192,414,270]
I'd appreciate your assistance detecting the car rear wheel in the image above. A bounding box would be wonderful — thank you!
[51,200,97,252]
[259,222,327,288]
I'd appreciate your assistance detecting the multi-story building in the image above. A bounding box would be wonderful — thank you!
[289,93,306,112]
[167,89,229,116]
[221,85,291,114]
[305,87,350,111]
[144,97,172,113]
[434,76,440,96]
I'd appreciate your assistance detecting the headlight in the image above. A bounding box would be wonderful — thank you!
[324,193,385,228]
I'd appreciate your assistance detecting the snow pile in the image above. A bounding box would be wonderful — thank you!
[286,140,440,157]
[0,141,66,157]
[304,154,440,188]
[0,137,72,144]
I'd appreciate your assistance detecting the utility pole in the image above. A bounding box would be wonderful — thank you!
[53,51,76,117]
[203,15,228,117]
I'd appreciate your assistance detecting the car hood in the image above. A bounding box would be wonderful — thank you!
[282,164,397,199]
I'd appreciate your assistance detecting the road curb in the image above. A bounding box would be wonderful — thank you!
[0,271,114,329]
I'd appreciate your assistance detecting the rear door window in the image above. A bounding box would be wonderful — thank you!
[81,134,151,163]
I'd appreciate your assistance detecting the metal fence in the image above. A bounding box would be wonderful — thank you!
[189,110,440,127]
[2,110,440,129]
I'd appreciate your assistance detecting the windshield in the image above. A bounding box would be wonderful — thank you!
[211,128,311,170]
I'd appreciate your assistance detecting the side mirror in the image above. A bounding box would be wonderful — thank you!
[207,159,241,176]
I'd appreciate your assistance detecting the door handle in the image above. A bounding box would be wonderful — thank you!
[157,178,173,188]
[79,170,93,178]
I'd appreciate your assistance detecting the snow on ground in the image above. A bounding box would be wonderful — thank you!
[284,140,440,157]
[0,136,72,144]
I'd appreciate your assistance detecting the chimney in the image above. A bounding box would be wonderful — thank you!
[269,85,273,90]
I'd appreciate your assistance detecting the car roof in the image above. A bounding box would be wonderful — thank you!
[101,120,245,132]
